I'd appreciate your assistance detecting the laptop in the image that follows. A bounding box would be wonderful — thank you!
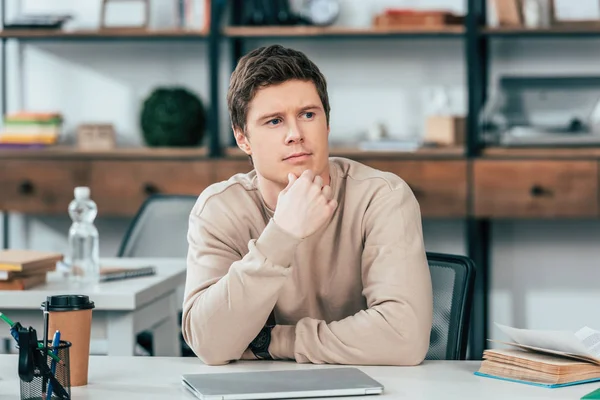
[181,367,384,400]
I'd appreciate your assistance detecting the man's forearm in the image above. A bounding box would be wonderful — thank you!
[182,219,301,365]
[268,302,431,365]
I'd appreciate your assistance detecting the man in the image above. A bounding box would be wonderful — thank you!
[182,44,433,366]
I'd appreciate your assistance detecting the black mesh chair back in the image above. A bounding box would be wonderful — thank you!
[118,194,197,258]
[425,252,476,360]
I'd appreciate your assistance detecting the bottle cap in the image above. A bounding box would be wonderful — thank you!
[74,186,90,200]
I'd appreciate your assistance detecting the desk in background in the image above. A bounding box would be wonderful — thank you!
[0,355,596,399]
[0,257,185,356]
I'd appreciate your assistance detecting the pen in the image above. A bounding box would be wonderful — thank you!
[42,301,49,396]
[0,311,62,364]
[46,330,61,400]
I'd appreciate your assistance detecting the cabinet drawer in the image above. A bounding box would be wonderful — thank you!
[90,161,212,216]
[364,160,468,218]
[474,160,598,218]
[0,160,89,214]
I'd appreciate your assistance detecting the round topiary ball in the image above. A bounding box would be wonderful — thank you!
[140,87,206,147]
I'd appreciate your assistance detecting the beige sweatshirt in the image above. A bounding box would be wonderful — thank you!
[182,157,433,366]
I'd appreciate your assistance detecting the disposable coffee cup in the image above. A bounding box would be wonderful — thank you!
[42,294,95,387]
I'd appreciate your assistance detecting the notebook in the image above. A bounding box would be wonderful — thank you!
[99,266,156,282]
[475,323,600,388]
[0,249,63,272]
[181,367,384,400]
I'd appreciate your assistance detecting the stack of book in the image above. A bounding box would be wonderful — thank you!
[0,249,63,290]
[476,323,600,388]
[0,112,63,149]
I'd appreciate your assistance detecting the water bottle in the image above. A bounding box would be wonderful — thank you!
[66,187,99,283]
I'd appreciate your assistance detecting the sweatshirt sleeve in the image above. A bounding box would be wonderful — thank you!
[269,181,433,366]
[181,197,302,366]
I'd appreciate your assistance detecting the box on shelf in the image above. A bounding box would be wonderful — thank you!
[373,9,464,28]
[425,115,466,146]
[77,123,116,150]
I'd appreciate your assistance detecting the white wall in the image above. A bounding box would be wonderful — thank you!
[2,0,600,343]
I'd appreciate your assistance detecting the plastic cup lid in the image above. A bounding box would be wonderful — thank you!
[42,294,95,311]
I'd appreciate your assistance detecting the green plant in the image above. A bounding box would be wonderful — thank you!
[140,87,206,147]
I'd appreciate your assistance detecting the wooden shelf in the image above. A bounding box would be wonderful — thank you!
[0,146,209,160]
[223,25,465,38]
[482,146,600,159]
[482,26,600,37]
[225,145,465,159]
[0,28,208,40]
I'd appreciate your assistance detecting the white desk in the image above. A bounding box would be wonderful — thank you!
[0,355,596,399]
[0,258,185,356]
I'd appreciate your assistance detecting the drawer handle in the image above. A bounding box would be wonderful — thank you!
[143,183,159,196]
[18,180,34,195]
[530,185,553,197]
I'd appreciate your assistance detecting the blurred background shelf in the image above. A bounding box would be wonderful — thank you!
[223,25,465,39]
[0,28,209,40]
[482,147,600,159]
[0,146,210,160]
[482,26,600,37]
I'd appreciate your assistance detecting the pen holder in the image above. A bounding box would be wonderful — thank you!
[19,340,71,400]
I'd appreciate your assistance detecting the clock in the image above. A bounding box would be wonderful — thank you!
[302,0,340,26]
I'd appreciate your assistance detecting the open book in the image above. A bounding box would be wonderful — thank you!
[475,323,600,388]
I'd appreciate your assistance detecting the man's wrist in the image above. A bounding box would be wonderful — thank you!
[255,219,302,268]
[249,325,274,360]
[268,325,296,360]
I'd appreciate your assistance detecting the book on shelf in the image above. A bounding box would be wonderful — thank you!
[475,323,600,388]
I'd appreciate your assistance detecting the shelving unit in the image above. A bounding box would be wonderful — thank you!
[0,28,209,40]
[1,0,600,361]
[224,25,465,38]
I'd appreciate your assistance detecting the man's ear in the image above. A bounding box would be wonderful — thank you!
[233,127,252,156]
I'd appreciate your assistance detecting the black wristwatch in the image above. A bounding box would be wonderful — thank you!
[249,325,274,360]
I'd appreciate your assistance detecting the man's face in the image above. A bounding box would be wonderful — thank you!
[235,79,330,187]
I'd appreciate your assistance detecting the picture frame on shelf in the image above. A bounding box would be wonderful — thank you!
[100,0,150,31]
[550,0,600,26]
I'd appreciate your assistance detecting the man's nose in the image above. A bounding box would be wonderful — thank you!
[285,122,304,144]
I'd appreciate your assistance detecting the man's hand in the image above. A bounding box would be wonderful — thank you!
[273,169,337,239]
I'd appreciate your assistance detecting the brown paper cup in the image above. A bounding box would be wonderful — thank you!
[44,295,95,387]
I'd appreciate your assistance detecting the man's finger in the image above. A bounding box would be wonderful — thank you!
[313,175,324,189]
[301,169,315,181]
[321,185,333,200]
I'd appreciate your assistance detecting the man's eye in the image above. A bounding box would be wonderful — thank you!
[304,112,315,119]
[267,118,281,126]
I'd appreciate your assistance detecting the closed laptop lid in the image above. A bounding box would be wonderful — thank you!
[181,367,384,400]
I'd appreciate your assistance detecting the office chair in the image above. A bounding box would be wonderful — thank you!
[425,252,476,361]
[118,194,198,356]
[117,194,197,259]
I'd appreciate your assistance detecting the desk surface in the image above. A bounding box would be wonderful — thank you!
[0,258,185,310]
[0,355,596,399]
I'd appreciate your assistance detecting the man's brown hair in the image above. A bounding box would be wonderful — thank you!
[227,44,330,135]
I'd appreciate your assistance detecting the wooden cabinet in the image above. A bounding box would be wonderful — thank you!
[90,161,213,216]
[0,160,88,214]
[212,159,253,183]
[4,150,599,219]
[365,160,468,218]
[473,160,598,218]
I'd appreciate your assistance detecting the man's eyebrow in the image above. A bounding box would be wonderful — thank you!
[256,104,322,121]
[256,111,282,122]
[300,104,322,111]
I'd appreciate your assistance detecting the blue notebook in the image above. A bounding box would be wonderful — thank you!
[474,371,600,389]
